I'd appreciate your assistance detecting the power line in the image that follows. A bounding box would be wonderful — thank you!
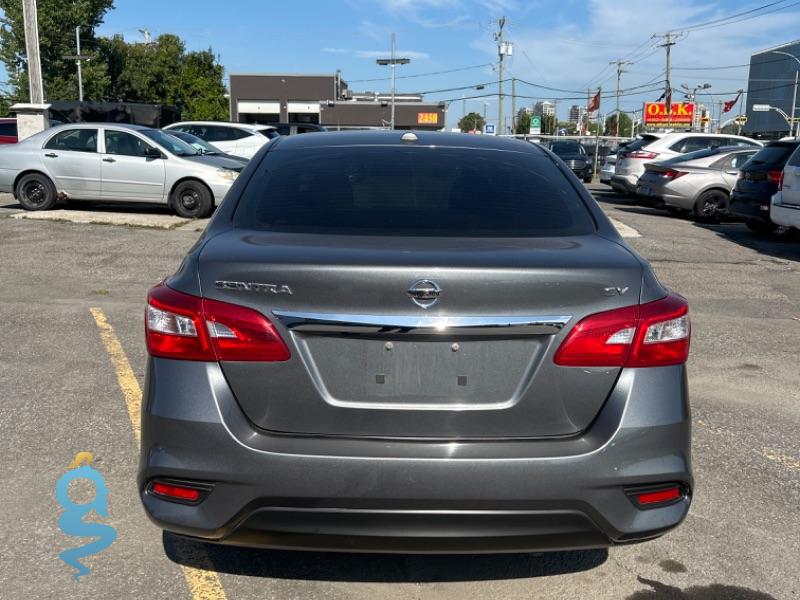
[664,0,800,34]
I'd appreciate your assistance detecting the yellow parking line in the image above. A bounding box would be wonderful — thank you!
[90,307,228,600]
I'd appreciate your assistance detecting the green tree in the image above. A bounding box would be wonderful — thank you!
[458,111,485,132]
[0,0,113,102]
[515,111,531,135]
[97,34,227,119]
[604,112,633,137]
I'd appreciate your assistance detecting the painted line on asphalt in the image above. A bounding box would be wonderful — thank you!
[610,217,641,238]
[90,307,229,600]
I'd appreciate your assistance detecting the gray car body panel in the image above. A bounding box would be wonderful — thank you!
[139,131,691,552]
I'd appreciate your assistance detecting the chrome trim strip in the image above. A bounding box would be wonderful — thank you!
[272,311,571,336]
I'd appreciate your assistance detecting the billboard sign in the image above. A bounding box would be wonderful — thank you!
[417,112,439,125]
[530,115,541,135]
[643,102,694,127]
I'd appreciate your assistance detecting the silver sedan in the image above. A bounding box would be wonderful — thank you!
[636,146,758,221]
[0,123,245,218]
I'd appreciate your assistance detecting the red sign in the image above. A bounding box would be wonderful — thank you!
[643,102,694,126]
[417,112,439,125]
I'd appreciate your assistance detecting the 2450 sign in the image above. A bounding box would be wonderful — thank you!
[643,102,695,127]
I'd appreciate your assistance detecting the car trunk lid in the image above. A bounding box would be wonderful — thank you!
[198,230,643,439]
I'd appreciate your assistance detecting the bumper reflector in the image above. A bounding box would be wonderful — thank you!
[149,480,208,504]
[627,484,686,509]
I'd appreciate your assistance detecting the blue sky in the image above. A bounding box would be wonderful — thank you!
[6,0,800,128]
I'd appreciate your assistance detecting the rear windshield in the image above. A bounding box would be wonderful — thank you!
[623,136,659,152]
[743,144,797,168]
[234,146,595,237]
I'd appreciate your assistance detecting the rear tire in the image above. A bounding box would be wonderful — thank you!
[745,219,778,234]
[583,175,593,184]
[171,180,213,219]
[15,173,57,211]
[693,190,728,222]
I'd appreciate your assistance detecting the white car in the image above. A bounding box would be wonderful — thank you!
[0,123,243,218]
[600,154,616,184]
[164,121,279,159]
[611,133,762,194]
[772,146,800,229]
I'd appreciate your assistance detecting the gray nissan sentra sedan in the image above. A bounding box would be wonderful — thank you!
[139,131,692,553]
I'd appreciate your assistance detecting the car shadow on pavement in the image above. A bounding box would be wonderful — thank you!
[163,532,608,582]
[626,576,778,600]
[695,222,800,263]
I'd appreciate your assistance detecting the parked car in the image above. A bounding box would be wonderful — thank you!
[636,146,758,221]
[730,140,800,233]
[0,117,18,144]
[543,140,593,182]
[600,154,617,184]
[273,122,327,136]
[165,130,249,165]
[0,123,244,218]
[139,131,692,553]
[163,121,278,159]
[612,133,761,195]
[771,144,800,230]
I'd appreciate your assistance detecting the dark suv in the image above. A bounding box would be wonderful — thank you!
[545,140,593,183]
[730,140,800,233]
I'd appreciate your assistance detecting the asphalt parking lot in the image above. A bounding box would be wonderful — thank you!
[0,185,797,600]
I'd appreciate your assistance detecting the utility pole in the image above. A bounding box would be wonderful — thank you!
[609,59,631,138]
[63,26,91,101]
[495,17,507,135]
[511,77,516,134]
[656,32,677,128]
[21,0,44,103]
[376,33,410,130]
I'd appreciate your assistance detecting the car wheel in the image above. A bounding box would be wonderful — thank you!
[745,219,778,234]
[172,181,213,219]
[583,175,593,183]
[693,190,728,222]
[15,173,57,211]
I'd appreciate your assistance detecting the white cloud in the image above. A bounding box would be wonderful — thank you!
[471,0,800,113]
[322,47,430,60]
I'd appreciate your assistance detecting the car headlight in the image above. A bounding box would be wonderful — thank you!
[216,168,239,182]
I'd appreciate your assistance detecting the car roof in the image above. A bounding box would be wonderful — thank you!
[167,121,262,129]
[268,130,546,153]
[45,122,154,132]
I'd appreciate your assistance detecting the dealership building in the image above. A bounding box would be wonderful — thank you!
[744,40,800,138]
[228,73,446,130]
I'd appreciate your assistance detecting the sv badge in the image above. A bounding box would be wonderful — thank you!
[604,286,630,296]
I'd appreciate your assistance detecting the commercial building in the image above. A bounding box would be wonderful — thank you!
[228,73,445,131]
[744,40,800,138]
[532,101,556,118]
[568,104,587,123]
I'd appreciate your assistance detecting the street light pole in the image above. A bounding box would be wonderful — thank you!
[376,33,410,130]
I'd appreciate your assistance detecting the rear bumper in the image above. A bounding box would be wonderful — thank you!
[139,359,692,553]
[730,190,772,221]
[611,174,638,193]
[770,197,800,228]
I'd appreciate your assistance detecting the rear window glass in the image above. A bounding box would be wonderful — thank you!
[785,145,800,167]
[623,136,659,152]
[234,147,595,237]
[0,122,17,136]
[745,144,797,168]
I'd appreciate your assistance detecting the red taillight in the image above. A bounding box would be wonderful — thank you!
[145,282,290,362]
[662,169,687,179]
[776,170,785,190]
[627,151,658,159]
[767,170,783,184]
[554,291,690,368]
[149,480,206,503]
